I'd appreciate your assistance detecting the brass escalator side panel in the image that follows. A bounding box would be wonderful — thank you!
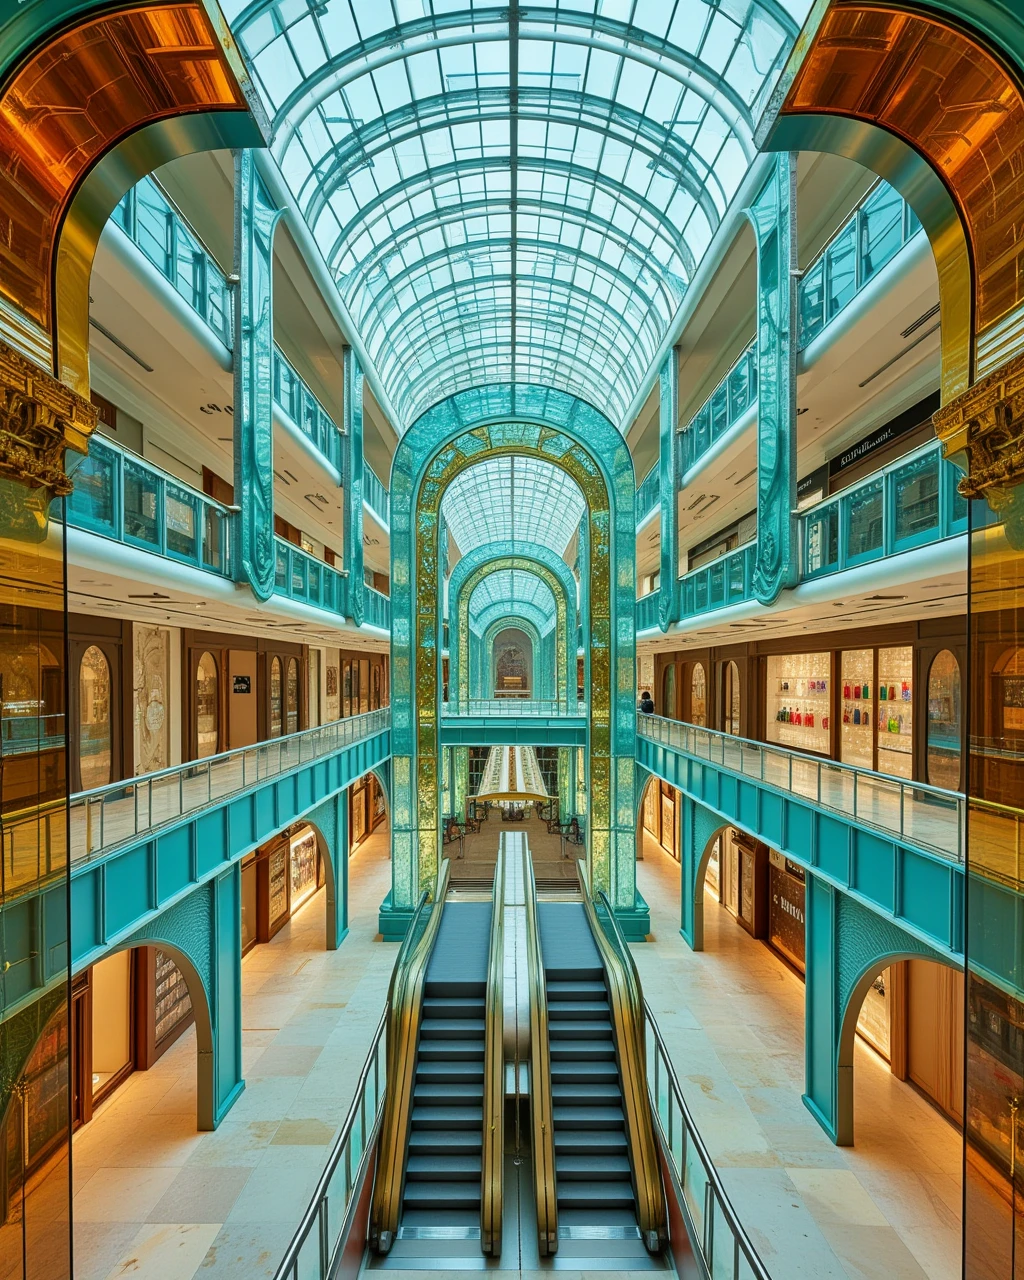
[578,862,668,1253]
[523,841,559,1256]
[480,838,506,1255]
[369,858,452,1253]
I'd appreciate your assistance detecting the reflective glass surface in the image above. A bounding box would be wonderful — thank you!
[441,454,584,555]
[227,0,809,425]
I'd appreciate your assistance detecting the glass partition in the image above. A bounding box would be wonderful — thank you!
[79,646,112,790]
[927,650,962,791]
[196,652,219,758]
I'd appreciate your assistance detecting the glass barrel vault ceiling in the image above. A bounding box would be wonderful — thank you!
[227,0,810,429]
[469,570,558,633]
[440,455,585,557]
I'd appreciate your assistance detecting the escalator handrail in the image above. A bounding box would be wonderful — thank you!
[523,839,559,1255]
[370,858,452,1252]
[577,864,667,1251]
[481,837,507,1255]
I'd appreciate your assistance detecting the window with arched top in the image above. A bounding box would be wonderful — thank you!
[927,650,961,790]
[662,664,676,719]
[79,645,112,788]
[286,657,299,735]
[691,663,706,727]
[270,656,283,738]
[196,652,219,758]
[723,661,741,736]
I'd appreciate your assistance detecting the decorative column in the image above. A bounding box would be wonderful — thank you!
[233,149,283,601]
[745,153,799,605]
[343,348,365,625]
[558,747,572,819]
[453,748,469,822]
[658,349,680,631]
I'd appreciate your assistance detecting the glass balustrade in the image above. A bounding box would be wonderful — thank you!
[64,434,233,575]
[441,699,585,716]
[680,340,757,474]
[635,463,660,525]
[678,541,756,620]
[274,538,347,615]
[272,345,343,470]
[637,714,964,862]
[364,463,390,526]
[636,590,661,632]
[112,176,232,346]
[364,585,391,630]
[69,707,390,864]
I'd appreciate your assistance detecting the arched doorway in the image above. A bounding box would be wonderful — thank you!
[195,651,219,758]
[926,649,962,790]
[492,627,533,699]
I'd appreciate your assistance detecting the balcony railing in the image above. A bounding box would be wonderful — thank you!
[802,440,967,579]
[637,714,964,863]
[635,463,660,525]
[273,345,343,471]
[679,541,756,620]
[680,339,757,474]
[799,180,921,348]
[442,699,585,716]
[111,175,232,347]
[635,589,660,633]
[363,584,391,630]
[364,463,390,527]
[64,433,233,576]
[70,708,391,864]
[275,538,347,615]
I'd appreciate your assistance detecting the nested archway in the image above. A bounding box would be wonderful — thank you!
[479,616,545,701]
[388,385,636,922]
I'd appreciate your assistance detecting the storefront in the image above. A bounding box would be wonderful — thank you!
[349,772,387,852]
[768,851,806,972]
[839,645,914,777]
[703,827,767,937]
[248,823,325,943]
[766,653,831,755]
[640,778,679,861]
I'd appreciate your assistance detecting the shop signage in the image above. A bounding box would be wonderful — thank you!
[233,675,251,694]
[828,391,940,479]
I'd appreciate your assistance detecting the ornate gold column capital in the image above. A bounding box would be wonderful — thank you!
[933,351,1024,546]
[0,338,96,498]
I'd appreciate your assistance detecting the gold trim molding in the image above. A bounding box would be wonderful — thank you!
[0,338,96,497]
[933,350,1024,547]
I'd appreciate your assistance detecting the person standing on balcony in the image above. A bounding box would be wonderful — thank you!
[638,691,655,714]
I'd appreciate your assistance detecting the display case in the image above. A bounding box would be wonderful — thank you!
[877,646,913,779]
[840,648,875,769]
[765,652,831,754]
[154,950,193,1048]
[289,826,318,913]
[267,844,289,935]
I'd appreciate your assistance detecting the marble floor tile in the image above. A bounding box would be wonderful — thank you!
[146,1166,253,1224]
[102,1223,221,1280]
[73,1165,178,1222]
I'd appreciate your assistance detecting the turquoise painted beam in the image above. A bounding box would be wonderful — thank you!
[440,716,586,747]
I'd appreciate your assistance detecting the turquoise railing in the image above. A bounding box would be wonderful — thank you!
[111,176,232,346]
[678,541,756,620]
[64,433,234,575]
[635,590,660,632]
[364,584,391,630]
[635,463,660,525]
[799,180,921,349]
[801,440,967,580]
[274,538,348,615]
[364,462,390,526]
[678,182,921,476]
[273,345,343,471]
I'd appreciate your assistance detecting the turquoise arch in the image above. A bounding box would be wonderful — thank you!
[478,615,547,700]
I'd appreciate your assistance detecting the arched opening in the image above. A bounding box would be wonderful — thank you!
[927,649,962,790]
[492,627,533,699]
[269,655,283,739]
[722,660,741,736]
[690,662,707,727]
[637,773,681,864]
[195,651,219,758]
[78,645,112,789]
[662,663,676,720]
[285,656,299,735]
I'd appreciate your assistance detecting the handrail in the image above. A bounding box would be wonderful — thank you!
[522,838,558,1255]
[644,998,772,1280]
[273,343,343,470]
[272,1006,388,1280]
[274,536,348,616]
[481,838,506,1255]
[442,699,585,717]
[370,858,452,1254]
[637,714,964,863]
[635,461,660,525]
[578,866,667,1253]
[364,462,390,526]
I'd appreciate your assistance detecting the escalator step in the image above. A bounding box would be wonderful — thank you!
[546,1000,611,1019]
[555,1129,629,1154]
[406,1154,482,1179]
[545,966,604,983]
[403,1180,482,1210]
[408,1130,482,1153]
[549,1039,616,1060]
[416,1061,484,1084]
[548,980,607,1001]
[557,1180,635,1209]
[553,1105,626,1128]
[414,1082,484,1106]
[548,1020,616,1039]
[411,1105,484,1130]
[422,996,485,1018]
[555,1154,632,1180]
[417,1039,485,1061]
[418,1018,485,1038]
[550,1060,619,1083]
[552,1081,623,1105]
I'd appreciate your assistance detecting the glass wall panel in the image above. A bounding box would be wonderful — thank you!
[893,453,940,546]
[927,650,962,790]
[270,656,283,738]
[826,221,857,318]
[196,651,219,758]
[123,460,159,548]
[79,645,112,790]
[845,480,883,562]
[840,649,874,769]
[285,657,299,735]
[876,646,913,780]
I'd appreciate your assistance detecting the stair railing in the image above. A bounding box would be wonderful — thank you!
[523,839,559,1255]
[578,862,668,1253]
[481,836,507,1255]
[369,858,451,1253]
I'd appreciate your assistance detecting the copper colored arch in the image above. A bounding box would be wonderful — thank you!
[0,3,263,393]
[763,1,1024,400]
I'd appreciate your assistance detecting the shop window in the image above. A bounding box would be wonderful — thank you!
[840,649,875,770]
[877,646,913,780]
[270,655,283,738]
[995,646,1024,745]
[289,826,319,911]
[662,664,676,719]
[90,951,132,1100]
[723,660,741,736]
[196,651,219,758]
[286,657,299,735]
[154,950,193,1047]
[927,650,962,791]
[690,663,706,727]
[766,652,830,755]
[79,645,112,789]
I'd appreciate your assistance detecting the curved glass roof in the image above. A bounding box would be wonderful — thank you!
[227,0,809,428]
[469,570,557,632]
[441,455,585,558]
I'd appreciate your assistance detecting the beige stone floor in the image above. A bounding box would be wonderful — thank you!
[71,825,397,1280]
[634,831,963,1280]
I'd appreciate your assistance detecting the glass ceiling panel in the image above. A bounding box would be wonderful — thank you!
[228,0,810,428]
[440,454,586,558]
[469,570,557,628]
[470,599,556,639]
